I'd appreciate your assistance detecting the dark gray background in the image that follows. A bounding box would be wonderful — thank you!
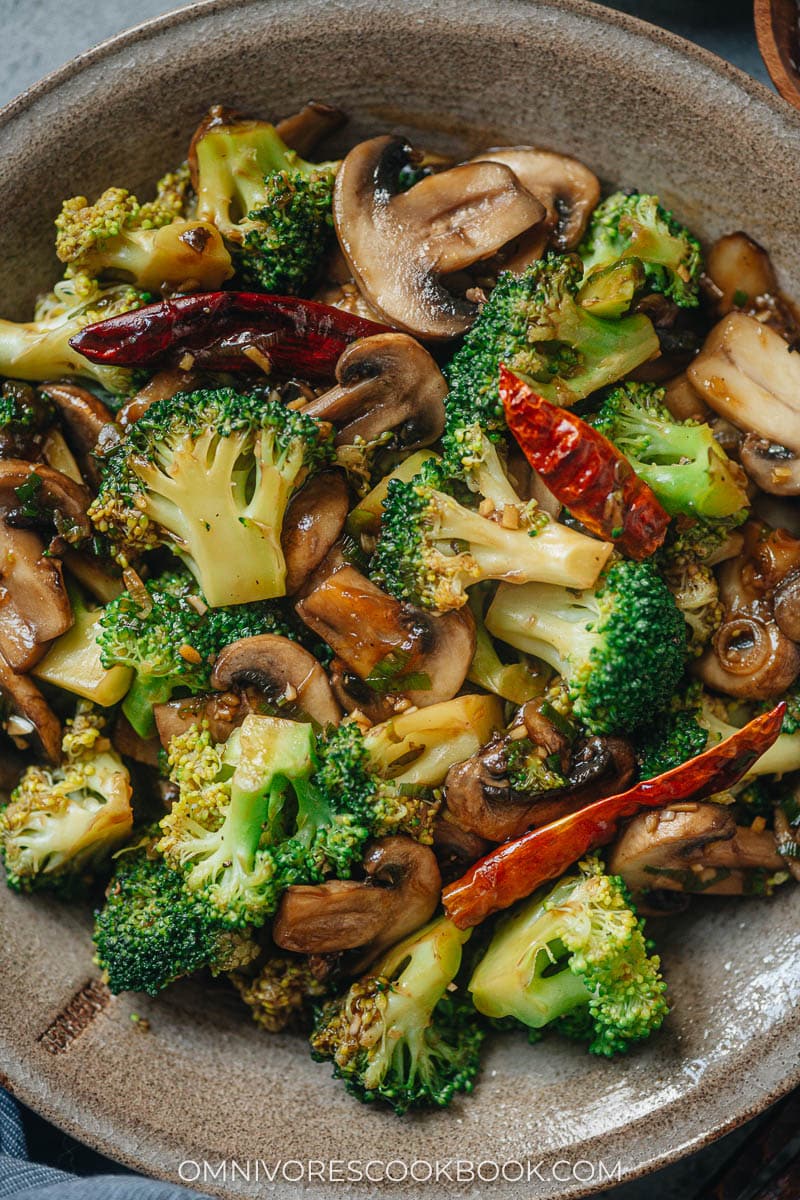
[0,0,783,1197]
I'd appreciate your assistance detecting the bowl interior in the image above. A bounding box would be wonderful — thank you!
[1,2,800,1198]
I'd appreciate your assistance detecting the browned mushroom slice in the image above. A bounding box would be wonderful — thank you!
[608,802,784,896]
[0,650,62,764]
[333,135,545,340]
[281,470,349,596]
[663,372,711,423]
[38,382,115,488]
[0,525,71,671]
[113,712,162,767]
[300,333,446,450]
[295,564,475,710]
[273,836,441,969]
[696,523,800,699]
[153,692,256,750]
[773,568,800,641]
[688,313,800,451]
[471,147,600,266]
[443,731,635,843]
[740,435,800,496]
[703,232,798,334]
[210,634,342,728]
[274,100,347,156]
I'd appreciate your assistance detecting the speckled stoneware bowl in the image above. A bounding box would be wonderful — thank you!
[1,1,799,1196]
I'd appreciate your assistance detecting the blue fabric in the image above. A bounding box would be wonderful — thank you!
[0,1091,208,1200]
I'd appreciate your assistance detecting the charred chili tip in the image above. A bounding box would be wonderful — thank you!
[443,700,786,928]
[69,292,389,382]
[498,364,670,560]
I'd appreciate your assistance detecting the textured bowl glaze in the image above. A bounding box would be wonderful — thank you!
[1,2,799,1197]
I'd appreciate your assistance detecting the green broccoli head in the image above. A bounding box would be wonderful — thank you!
[660,553,724,658]
[310,915,485,1113]
[504,735,567,794]
[579,191,703,308]
[592,383,749,521]
[232,953,329,1033]
[486,559,688,735]
[55,185,233,294]
[371,457,611,613]
[158,715,371,929]
[193,115,338,295]
[1,710,132,893]
[0,277,148,393]
[442,254,659,454]
[89,386,333,605]
[97,568,299,738]
[93,831,259,996]
[469,858,668,1056]
[634,708,709,779]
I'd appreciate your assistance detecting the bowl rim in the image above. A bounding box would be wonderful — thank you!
[1,1,799,1196]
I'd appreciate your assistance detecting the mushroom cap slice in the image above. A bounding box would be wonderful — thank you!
[333,135,545,340]
[608,802,784,896]
[272,835,441,968]
[688,313,800,452]
[740,435,800,496]
[0,525,72,672]
[773,568,800,640]
[0,650,62,764]
[38,382,115,487]
[281,469,349,596]
[471,146,600,264]
[301,332,446,450]
[295,564,475,709]
[210,633,342,728]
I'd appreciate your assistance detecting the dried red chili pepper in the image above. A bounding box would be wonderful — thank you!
[499,364,670,560]
[69,292,388,382]
[443,701,786,928]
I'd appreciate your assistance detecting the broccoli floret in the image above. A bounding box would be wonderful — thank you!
[193,115,337,294]
[310,915,484,1113]
[579,191,703,308]
[635,709,709,779]
[317,720,439,843]
[465,588,545,705]
[442,255,659,449]
[158,715,370,928]
[97,569,298,738]
[371,457,611,612]
[94,831,258,996]
[486,559,687,735]
[660,554,724,658]
[505,735,567,793]
[89,386,333,604]
[55,185,232,293]
[593,383,749,521]
[0,277,147,393]
[469,858,668,1056]
[0,710,132,893]
[232,953,329,1033]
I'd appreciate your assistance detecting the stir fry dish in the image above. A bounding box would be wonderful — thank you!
[2,100,799,1117]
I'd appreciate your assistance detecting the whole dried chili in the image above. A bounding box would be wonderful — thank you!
[443,701,786,928]
[70,292,388,382]
[499,364,670,560]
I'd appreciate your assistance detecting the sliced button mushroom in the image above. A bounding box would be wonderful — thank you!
[705,232,778,316]
[272,835,441,970]
[0,460,92,671]
[773,568,800,640]
[608,802,785,897]
[38,382,115,487]
[295,564,475,711]
[688,313,800,452]
[300,333,446,450]
[210,633,342,728]
[740,435,800,496]
[696,523,800,699]
[471,147,600,266]
[443,730,635,843]
[333,135,545,339]
[281,469,349,596]
[274,100,347,156]
[118,368,200,428]
[0,651,62,764]
[153,691,256,750]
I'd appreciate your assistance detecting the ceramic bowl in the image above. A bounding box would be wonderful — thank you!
[1,2,799,1197]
